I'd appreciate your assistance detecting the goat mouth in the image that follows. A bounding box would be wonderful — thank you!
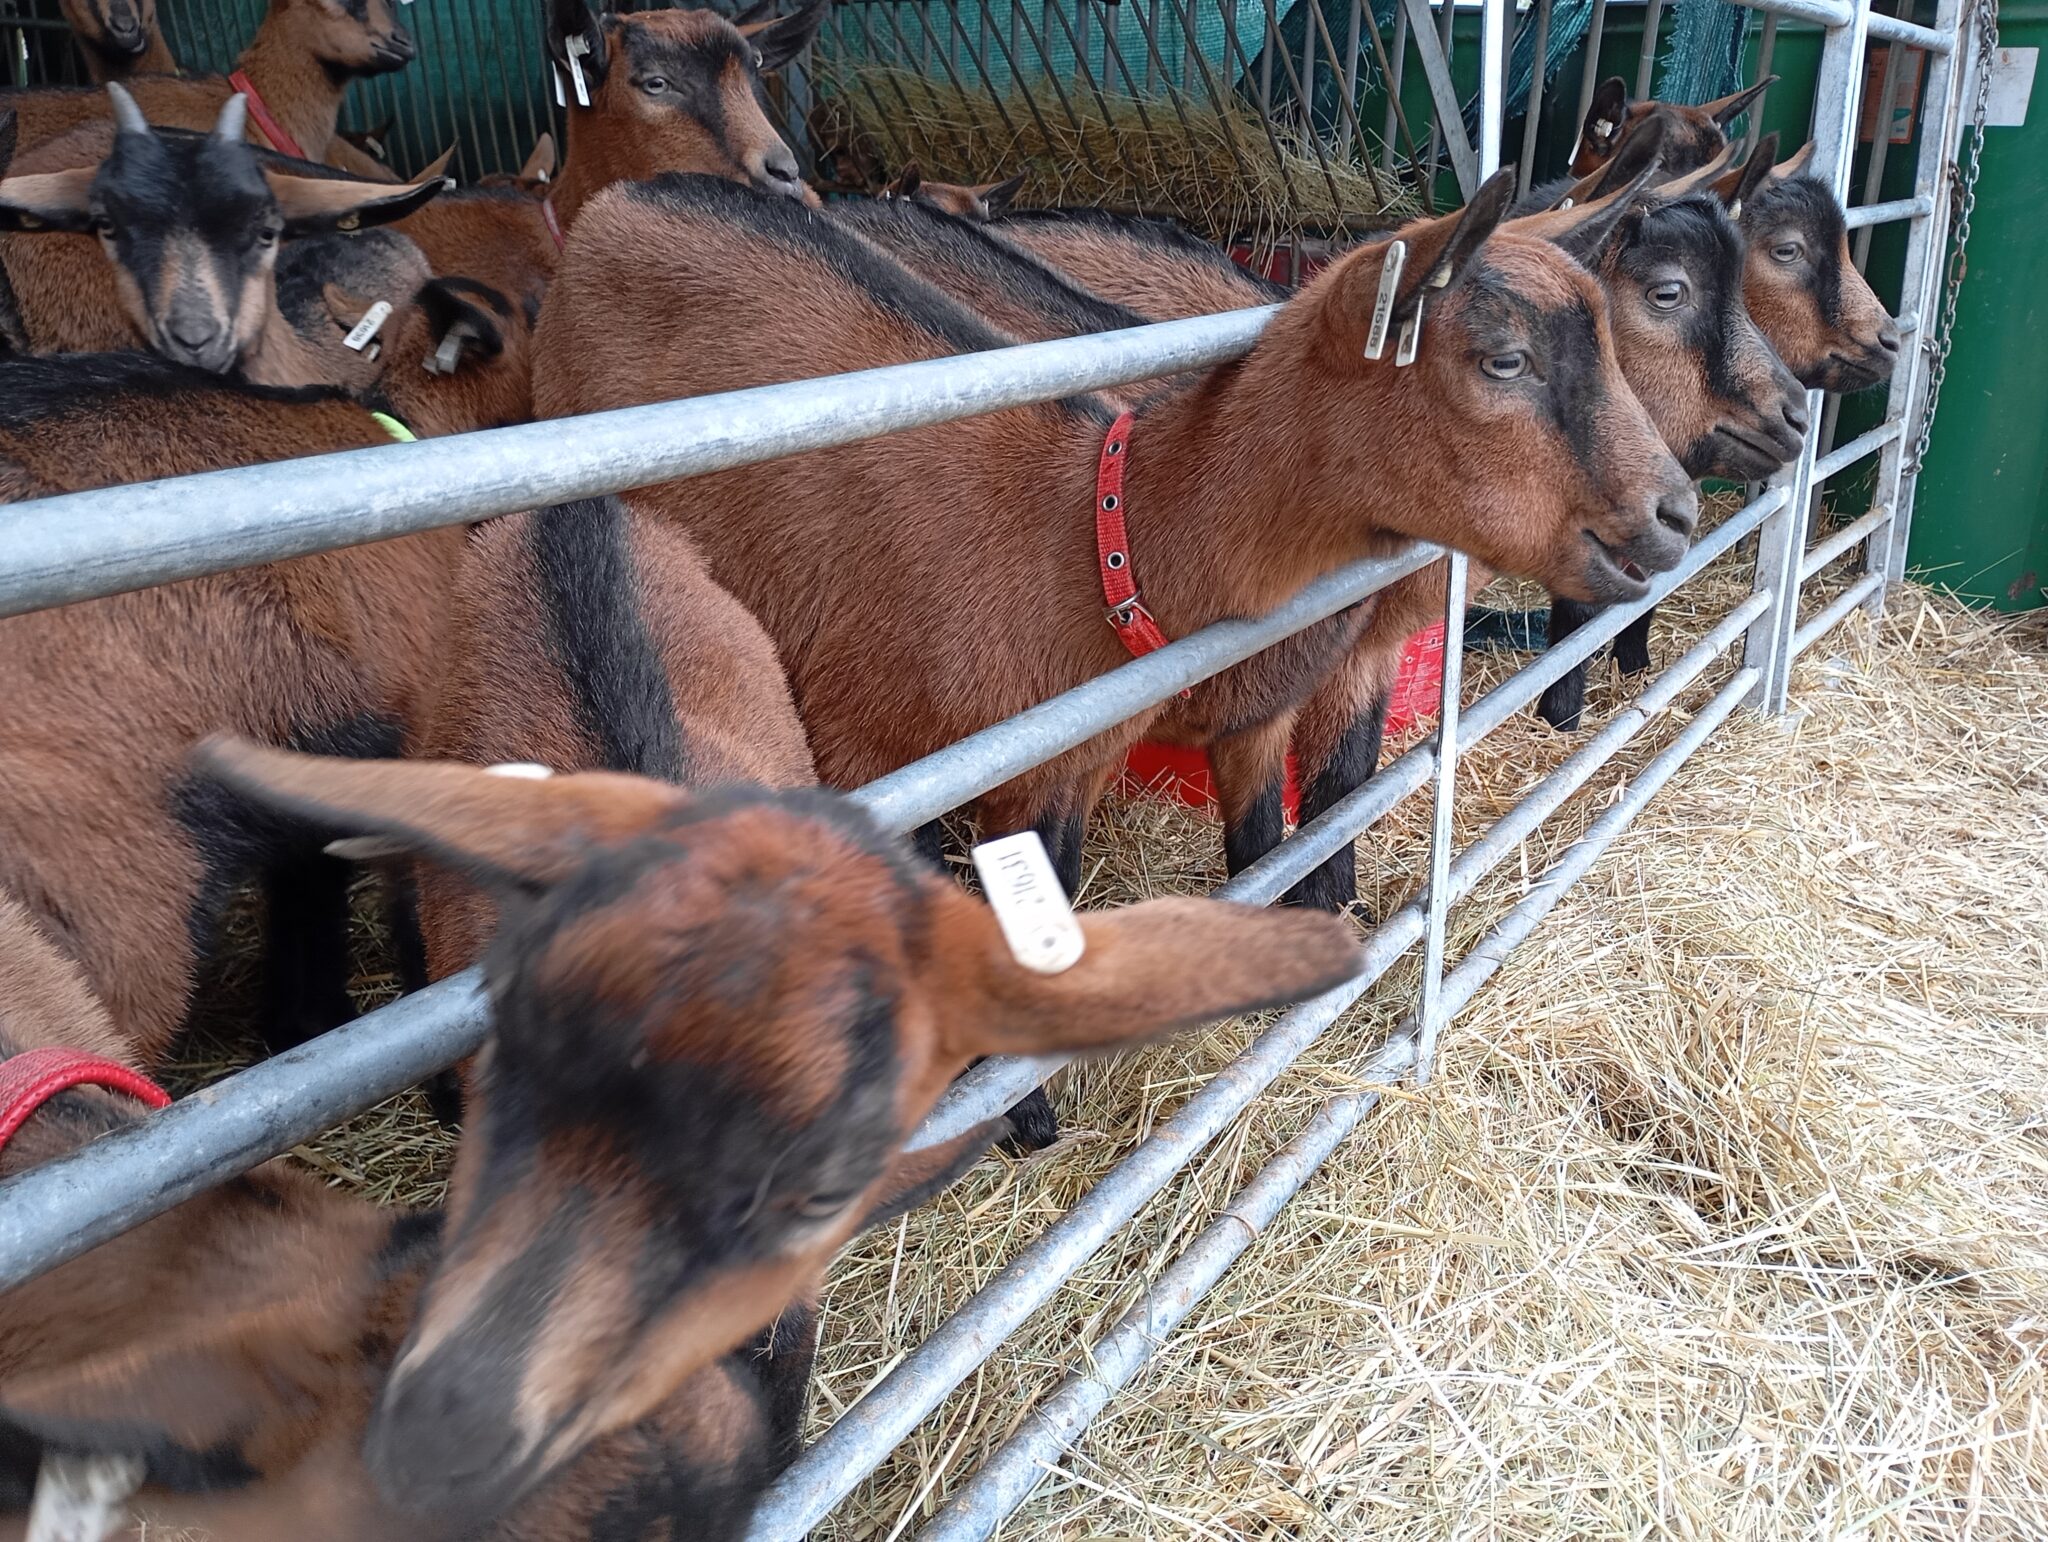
[1820,351,1892,393]
[1581,532,1651,600]
[1710,423,1800,476]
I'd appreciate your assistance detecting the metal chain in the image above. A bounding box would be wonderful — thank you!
[1906,0,1999,476]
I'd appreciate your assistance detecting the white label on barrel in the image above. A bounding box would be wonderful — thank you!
[972,831,1086,976]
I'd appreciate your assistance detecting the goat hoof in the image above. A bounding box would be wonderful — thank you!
[1282,866,1358,915]
[424,1069,465,1130]
[1615,641,1652,676]
[1000,1087,1060,1153]
[1535,685,1586,733]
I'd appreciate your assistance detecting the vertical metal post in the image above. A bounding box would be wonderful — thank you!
[1749,16,1781,153]
[1637,0,1666,99]
[1382,0,1407,171]
[1416,0,1502,1084]
[1870,0,1973,599]
[1572,0,1611,157]
[1745,0,1871,712]
[1422,0,1460,189]
[1518,0,1553,196]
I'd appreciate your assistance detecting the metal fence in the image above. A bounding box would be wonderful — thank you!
[0,0,1987,1534]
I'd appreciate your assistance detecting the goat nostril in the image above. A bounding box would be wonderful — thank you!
[168,318,217,350]
[1782,400,1811,438]
[1656,490,1698,540]
[1877,327,1902,355]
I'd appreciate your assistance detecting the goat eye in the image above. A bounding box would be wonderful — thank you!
[91,216,116,239]
[255,226,280,248]
[640,75,667,93]
[1771,240,1803,263]
[1480,351,1529,381]
[1648,280,1686,310]
[795,1190,857,1221]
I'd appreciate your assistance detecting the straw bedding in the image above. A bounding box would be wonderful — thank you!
[178,547,2048,1538]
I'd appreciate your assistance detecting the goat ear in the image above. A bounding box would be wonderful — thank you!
[416,276,511,374]
[1391,165,1516,318]
[518,131,557,182]
[192,734,690,892]
[0,110,17,181]
[0,167,98,233]
[1509,156,1656,267]
[974,170,1026,216]
[882,160,922,199]
[1579,76,1630,160]
[545,0,608,85]
[731,0,781,24]
[1703,74,1776,128]
[860,1118,1009,1231]
[1584,113,1668,199]
[932,892,1358,1062]
[749,0,826,72]
[267,168,447,237]
[1770,140,1817,181]
[1713,131,1778,215]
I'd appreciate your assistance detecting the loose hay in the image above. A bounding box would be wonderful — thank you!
[271,546,2044,1538]
[810,65,1420,242]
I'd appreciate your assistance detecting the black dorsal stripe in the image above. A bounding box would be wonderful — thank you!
[529,495,688,782]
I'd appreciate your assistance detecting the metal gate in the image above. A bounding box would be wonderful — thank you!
[0,0,1991,1534]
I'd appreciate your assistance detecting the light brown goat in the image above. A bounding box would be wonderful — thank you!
[540,172,1693,892]
[0,0,413,164]
[59,0,178,83]
[0,745,1358,1538]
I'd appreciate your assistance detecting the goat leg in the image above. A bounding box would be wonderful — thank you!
[1536,594,1605,732]
[1613,606,1654,676]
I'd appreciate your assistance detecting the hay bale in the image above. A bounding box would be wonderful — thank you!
[811,63,1420,243]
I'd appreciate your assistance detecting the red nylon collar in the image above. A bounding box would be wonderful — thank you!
[541,194,566,252]
[0,1048,170,1155]
[1095,412,1174,661]
[228,71,306,161]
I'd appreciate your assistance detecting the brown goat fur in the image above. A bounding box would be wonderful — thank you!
[59,0,178,84]
[0,288,531,1063]
[539,173,1690,876]
[0,903,817,1542]
[997,204,1293,315]
[543,0,825,229]
[0,0,414,163]
[395,182,560,322]
[172,739,1361,1519]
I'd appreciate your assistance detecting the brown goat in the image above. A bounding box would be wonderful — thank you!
[0,277,532,1067]
[0,738,1365,1533]
[0,0,413,164]
[59,0,178,83]
[542,0,825,230]
[540,172,1693,894]
[0,847,1105,1531]
[0,93,447,377]
[879,160,1027,223]
[1570,75,1776,178]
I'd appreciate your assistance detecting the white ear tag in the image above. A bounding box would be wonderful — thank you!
[484,761,555,779]
[1363,238,1406,360]
[565,35,592,107]
[553,64,566,108]
[1729,198,1742,220]
[1595,117,1614,136]
[971,831,1085,976]
[1395,297,1423,366]
[27,1453,144,1542]
[342,298,392,352]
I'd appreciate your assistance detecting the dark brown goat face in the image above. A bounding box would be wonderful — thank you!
[194,739,1359,1522]
[280,0,415,79]
[0,90,444,372]
[1736,157,1901,394]
[58,0,157,64]
[1556,190,1807,482]
[1307,172,1696,604]
[1572,75,1775,177]
[548,0,823,201]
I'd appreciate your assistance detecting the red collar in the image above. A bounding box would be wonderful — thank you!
[227,70,306,161]
[0,1048,170,1154]
[1096,412,1174,662]
[541,193,566,252]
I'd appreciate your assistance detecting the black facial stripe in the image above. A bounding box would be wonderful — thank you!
[1619,196,1752,404]
[1466,272,1607,483]
[529,495,689,782]
[621,26,745,151]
